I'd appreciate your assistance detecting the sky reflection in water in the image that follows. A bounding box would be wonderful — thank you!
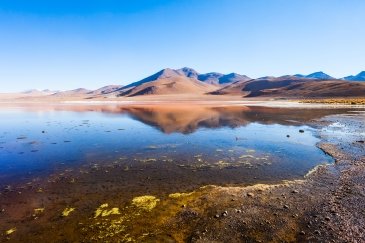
[0,105,337,187]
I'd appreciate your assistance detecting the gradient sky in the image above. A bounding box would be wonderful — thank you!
[0,0,364,92]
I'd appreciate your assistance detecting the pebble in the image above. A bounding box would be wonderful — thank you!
[222,211,228,217]
[247,192,254,197]
[291,190,299,194]
[283,205,289,209]
[299,231,306,235]
[214,214,220,218]
[299,130,305,133]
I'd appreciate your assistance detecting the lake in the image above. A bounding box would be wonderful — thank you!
[0,104,339,189]
[1,104,362,241]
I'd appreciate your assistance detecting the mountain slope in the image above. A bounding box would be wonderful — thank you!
[117,76,217,97]
[198,72,251,85]
[52,88,92,97]
[88,85,123,95]
[343,71,365,81]
[213,76,365,98]
[305,71,334,80]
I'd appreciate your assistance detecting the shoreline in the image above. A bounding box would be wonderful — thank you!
[1,99,365,109]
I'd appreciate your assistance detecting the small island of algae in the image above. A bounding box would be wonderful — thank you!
[132,195,160,211]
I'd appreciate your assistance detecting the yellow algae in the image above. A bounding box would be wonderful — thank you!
[62,207,75,217]
[94,204,120,218]
[228,149,234,152]
[216,149,223,152]
[193,154,202,158]
[169,192,194,199]
[34,208,45,214]
[6,228,16,235]
[246,149,256,153]
[132,195,160,211]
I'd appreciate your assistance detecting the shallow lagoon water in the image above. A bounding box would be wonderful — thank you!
[1,104,363,241]
[0,105,336,188]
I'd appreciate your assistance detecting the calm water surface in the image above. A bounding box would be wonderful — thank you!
[0,104,342,189]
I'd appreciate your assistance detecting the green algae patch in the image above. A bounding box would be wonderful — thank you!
[62,207,75,217]
[132,196,160,211]
[94,204,121,218]
[5,228,16,235]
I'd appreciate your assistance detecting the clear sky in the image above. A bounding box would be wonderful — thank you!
[0,0,364,92]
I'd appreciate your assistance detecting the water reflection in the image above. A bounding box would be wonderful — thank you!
[3,104,357,133]
[0,104,351,187]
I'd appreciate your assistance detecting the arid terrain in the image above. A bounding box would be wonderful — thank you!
[1,68,365,103]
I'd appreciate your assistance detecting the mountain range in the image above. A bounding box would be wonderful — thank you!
[14,68,365,99]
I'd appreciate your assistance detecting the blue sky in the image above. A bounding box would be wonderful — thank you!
[0,0,364,92]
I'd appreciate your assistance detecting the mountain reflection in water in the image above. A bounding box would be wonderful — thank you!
[0,104,350,187]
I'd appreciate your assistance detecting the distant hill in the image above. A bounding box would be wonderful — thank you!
[305,71,334,80]
[22,89,57,96]
[212,76,365,98]
[16,68,365,99]
[52,88,92,96]
[343,71,365,81]
[198,72,251,85]
[87,85,123,95]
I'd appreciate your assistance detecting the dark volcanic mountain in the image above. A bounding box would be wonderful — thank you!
[343,71,365,81]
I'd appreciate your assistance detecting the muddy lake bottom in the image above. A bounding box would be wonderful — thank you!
[0,104,363,241]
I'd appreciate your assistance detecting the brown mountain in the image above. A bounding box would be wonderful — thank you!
[116,68,217,96]
[212,76,365,98]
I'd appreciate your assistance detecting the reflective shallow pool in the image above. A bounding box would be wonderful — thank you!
[0,104,336,188]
